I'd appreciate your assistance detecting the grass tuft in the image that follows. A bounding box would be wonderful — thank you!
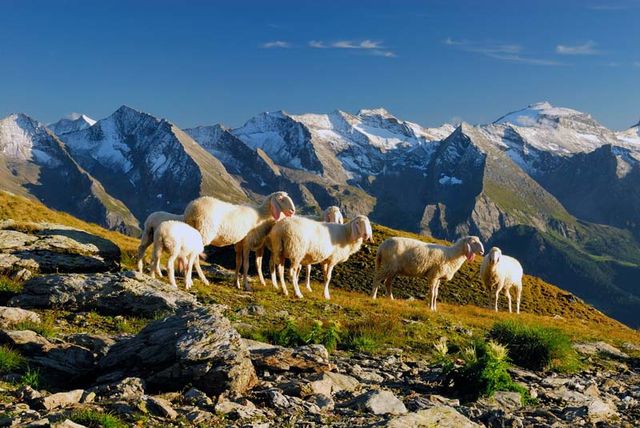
[14,315,56,339]
[20,367,40,388]
[0,346,25,374]
[69,409,127,428]
[489,320,581,372]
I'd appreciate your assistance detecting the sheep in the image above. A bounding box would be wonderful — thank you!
[150,220,209,289]
[297,206,345,291]
[269,215,373,300]
[136,211,184,274]
[372,236,485,311]
[183,191,296,291]
[480,247,523,314]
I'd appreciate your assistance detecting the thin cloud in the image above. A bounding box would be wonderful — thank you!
[556,41,600,55]
[261,40,291,49]
[634,61,640,68]
[587,2,639,10]
[309,39,395,57]
[444,38,561,66]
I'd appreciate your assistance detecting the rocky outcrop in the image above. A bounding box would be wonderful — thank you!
[0,306,40,327]
[243,339,332,373]
[387,406,481,428]
[9,271,197,317]
[98,305,257,397]
[0,221,120,274]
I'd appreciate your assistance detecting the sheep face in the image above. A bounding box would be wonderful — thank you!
[351,215,374,243]
[463,236,485,261]
[487,247,502,264]
[324,206,344,224]
[269,192,296,220]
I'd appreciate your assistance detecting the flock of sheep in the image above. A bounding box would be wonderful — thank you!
[136,191,525,313]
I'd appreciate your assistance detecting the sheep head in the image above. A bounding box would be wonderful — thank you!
[461,236,484,262]
[350,215,374,243]
[324,206,344,224]
[269,192,296,220]
[487,247,502,264]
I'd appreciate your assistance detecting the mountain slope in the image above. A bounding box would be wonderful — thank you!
[0,114,140,235]
[60,106,247,222]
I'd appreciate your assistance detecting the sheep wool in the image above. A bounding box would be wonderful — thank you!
[480,247,524,314]
[136,211,184,273]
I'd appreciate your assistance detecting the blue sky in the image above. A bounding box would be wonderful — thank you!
[1,0,639,130]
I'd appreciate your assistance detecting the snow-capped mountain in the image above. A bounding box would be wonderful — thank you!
[232,108,451,183]
[59,106,246,221]
[48,113,96,136]
[617,121,640,145]
[0,113,139,234]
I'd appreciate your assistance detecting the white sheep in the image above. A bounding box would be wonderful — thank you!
[257,206,345,292]
[150,220,209,289]
[136,211,184,274]
[372,236,485,311]
[183,191,296,291]
[269,215,373,300]
[480,247,523,314]
[297,206,345,291]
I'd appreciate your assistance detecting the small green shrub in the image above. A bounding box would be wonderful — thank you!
[69,409,126,428]
[20,367,40,388]
[343,333,379,353]
[489,320,580,372]
[445,340,530,402]
[14,319,55,338]
[305,321,341,352]
[0,346,24,374]
[270,318,306,347]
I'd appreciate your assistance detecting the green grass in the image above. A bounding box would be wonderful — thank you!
[444,339,531,403]
[14,316,56,339]
[0,346,24,374]
[489,320,581,372]
[69,409,127,428]
[19,367,40,389]
[0,276,22,305]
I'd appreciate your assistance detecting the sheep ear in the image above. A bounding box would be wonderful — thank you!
[270,198,282,220]
[337,212,344,224]
[351,221,362,242]
[366,221,373,242]
[493,252,501,263]
[465,242,475,262]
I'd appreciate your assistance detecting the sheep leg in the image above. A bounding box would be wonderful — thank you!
[242,244,252,292]
[255,246,266,286]
[427,276,439,311]
[516,285,522,314]
[184,254,196,289]
[322,263,335,300]
[305,265,312,292]
[290,262,304,299]
[433,279,441,311]
[167,253,178,288]
[495,281,505,312]
[136,230,153,273]
[234,242,243,289]
[194,257,209,286]
[277,263,288,296]
[384,275,395,300]
[269,255,279,290]
[505,287,513,313]
[371,272,384,299]
[151,243,163,278]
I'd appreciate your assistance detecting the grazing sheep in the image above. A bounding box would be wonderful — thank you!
[372,236,485,311]
[480,247,523,314]
[269,215,373,300]
[150,220,209,289]
[136,211,184,274]
[184,191,296,290]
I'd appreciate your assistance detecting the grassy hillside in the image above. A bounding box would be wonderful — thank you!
[2,190,638,356]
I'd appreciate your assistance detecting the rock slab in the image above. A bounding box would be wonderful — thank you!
[98,305,257,397]
[9,271,197,317]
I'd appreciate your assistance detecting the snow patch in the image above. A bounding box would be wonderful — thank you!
[439,175,463,185]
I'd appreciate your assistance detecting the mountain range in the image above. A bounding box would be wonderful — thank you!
[1,102,639,326]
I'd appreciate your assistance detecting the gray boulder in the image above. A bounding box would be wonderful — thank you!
[347,390,408,415]
[0,306,40,328]
[387,406,482,428]
[0,221,120,274]
[243,339,331,373]
[98,305,257,397]
[9,271,197,317]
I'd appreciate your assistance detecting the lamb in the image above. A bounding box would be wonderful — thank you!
[136,211,184,274]
[269,215,373,300]
[372,236,485,311]
[183,191,296,290]
[480,247,523,314]
[150,220,209,289]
